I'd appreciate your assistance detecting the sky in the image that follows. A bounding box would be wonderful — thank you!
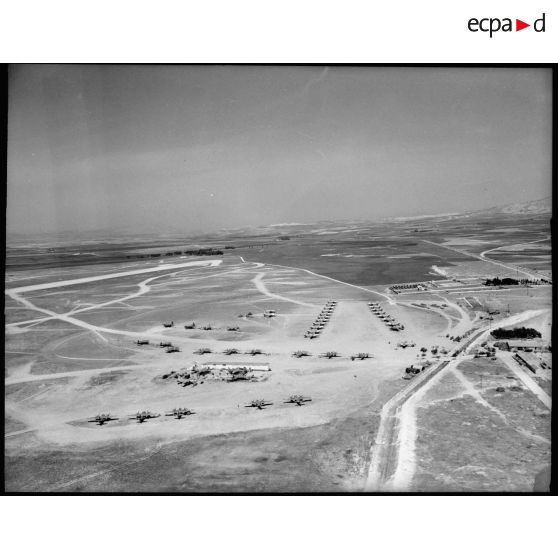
[7,65,552,236]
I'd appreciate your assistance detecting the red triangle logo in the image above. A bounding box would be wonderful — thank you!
[516,19,530,31]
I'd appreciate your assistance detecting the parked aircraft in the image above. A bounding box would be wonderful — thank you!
[129,411,160,423]
[165,408,195,419]
[351,353,371,361]
[87,413,118,425]
[284,395,312,406]
[245,399,273,410]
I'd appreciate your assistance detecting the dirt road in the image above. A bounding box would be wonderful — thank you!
[5,260,233,344]
[364,308,548,491]
[498,352,551,409]
[365,359,449,491]
[242,257,395,304]
[252,272,317,308]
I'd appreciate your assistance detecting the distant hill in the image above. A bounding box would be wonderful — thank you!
[486,196,551,215]
[438,196,552,221]
[383,197,552,224]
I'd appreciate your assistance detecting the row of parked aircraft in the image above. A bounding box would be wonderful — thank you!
[245,395,312,409]
[292,350,371,360]
[163,321,241,331]
[88,408,194,425]
[136,340,181,353]
[141,322,240,335]
[140,339,371,360]
[184,323,240,331]
[87,395,313,425]
[194,347,265,355]
[368,302,405,331]
[304,301,338,339]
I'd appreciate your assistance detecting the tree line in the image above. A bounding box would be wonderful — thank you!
[491,327,542,340]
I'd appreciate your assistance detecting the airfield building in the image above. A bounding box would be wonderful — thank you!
[507,340,549,352]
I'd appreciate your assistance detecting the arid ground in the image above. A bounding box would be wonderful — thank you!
[5,207,551,492]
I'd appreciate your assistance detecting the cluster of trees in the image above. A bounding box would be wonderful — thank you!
[126,248,224,259]
[485,277,550,286]
[484,277,519,286]
[492,327,542,340]
[518,278,547,285]
[183,248,224,256]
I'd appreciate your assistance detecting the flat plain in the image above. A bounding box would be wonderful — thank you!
[5,205,552,492]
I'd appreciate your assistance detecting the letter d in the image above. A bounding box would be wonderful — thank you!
[534,13,545,32]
